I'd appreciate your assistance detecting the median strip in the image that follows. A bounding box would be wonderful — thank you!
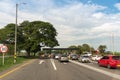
[70,60,120,80]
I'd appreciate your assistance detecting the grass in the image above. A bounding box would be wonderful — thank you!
[0,56,29,72]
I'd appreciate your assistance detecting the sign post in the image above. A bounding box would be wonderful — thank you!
[0,45,8,65]
[2,53,5,65]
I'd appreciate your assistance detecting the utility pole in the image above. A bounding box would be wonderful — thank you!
[14,3,18,63]
[14,3,26,63]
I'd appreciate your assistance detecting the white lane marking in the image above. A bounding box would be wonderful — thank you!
[70,60,120,80]
[50,59,57,70]
[39,60,45,64]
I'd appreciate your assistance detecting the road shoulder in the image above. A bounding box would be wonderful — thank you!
[0,59,36,79]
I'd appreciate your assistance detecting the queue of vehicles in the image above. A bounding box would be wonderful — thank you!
[53,53,120,69]
[54,53,97,63]
[39,52,120,69]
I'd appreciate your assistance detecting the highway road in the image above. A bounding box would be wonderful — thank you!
[0,59,120,80]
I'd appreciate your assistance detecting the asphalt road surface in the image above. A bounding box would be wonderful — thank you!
[0,59,119,80]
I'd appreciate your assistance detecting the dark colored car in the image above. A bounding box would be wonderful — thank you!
[70,54,78,60]
[98,55,120,69]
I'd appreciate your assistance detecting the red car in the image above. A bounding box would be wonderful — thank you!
[98,55,120,69]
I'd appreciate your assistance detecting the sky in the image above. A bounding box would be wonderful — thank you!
[0,0,120,52]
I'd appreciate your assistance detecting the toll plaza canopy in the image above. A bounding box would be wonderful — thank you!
[43,48,79,50]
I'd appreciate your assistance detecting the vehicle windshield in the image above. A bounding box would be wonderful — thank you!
[61,54,67,57]
[72,55,77,57]
[112,56,120,60]
[83,56,89,58]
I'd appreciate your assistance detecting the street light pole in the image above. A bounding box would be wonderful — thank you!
[14,3,18,63]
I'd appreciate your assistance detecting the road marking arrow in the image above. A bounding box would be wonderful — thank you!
[39,60,45,64]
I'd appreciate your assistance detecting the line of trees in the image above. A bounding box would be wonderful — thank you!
[50,44,107,55]
[68,44,107,54]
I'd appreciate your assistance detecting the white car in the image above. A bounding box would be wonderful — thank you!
[55,54,61,60]
[91,55,102,61]
[78,55,91,63]
[59,54,69,62]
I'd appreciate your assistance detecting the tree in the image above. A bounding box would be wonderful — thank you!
[69,45,77,48]
[82,44,90,52]
[68,45,77,53]
[19,20,59,56]
[0,24,15,43]
[77,45,82,54]
[98,45,107,53]
[0,23,15,55]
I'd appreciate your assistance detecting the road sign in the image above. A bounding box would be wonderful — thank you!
[0,45,8,53]
[0,45,8,65]
[40,42,45,47]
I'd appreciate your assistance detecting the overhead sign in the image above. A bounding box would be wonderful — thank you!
[0,45,8,53]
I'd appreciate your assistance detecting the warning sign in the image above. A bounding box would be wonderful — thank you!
[0,45,8,53]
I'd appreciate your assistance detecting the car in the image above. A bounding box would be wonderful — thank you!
[70,54,79,60]
[91,55,102,61]
[98,55,120,69]
[54,54,61,60]
[39,53,49,59]
[83,52,92,56]
[59,54,69,62]
[78,55,91,63]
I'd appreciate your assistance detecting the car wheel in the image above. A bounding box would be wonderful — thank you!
[107,64,111,69]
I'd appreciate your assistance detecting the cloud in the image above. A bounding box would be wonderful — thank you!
[114,3,120,10]
[0,0,14,13]
[92,12,105,19]
[92,22,120,33]
[0,12,15,28]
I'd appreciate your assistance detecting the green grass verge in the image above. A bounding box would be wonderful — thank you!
[0,56,29,72]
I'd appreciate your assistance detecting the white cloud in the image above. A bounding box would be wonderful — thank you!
[18,11,45,23]
[92,12,105,19]
[0,0,14,13]
[91,22,120,33]
[114,3,120,10]
[0,12,15,27]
